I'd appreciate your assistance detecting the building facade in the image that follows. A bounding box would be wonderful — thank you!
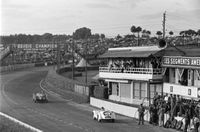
[160,47,200,100]
[98,45,200,106]
[99,46,164,106]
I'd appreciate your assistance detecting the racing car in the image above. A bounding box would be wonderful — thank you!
[33,91,48,103]
[93,108,115,122]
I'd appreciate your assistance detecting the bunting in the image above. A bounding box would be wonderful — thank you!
[162,67,167,76]
[196,69,200,79]
[177,68,184,78]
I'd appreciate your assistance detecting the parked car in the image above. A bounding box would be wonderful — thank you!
[33,91,48,103]
[93,107,115,122]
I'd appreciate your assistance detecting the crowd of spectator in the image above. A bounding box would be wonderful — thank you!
[149,93,200,132]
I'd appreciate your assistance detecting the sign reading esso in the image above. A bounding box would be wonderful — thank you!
[198,88,200,98]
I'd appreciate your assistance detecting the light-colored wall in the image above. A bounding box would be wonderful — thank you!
[90,97,150,121]
[163,83,198,99]
[99,72,156,81]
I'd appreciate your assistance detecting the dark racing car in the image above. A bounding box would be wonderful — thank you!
[33,91,48,103]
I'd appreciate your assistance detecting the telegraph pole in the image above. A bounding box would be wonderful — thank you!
[162,11,166,39]
[85,40,88,85]
[57,41,61,70]
[72,39,75,80]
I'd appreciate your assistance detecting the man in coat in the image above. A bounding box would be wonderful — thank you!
[138,103,145,125]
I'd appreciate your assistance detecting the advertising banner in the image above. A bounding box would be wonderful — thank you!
[162,56,200,68]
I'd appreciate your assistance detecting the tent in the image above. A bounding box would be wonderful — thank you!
[76,58,91,67]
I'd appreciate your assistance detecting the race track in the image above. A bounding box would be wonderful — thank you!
[0,67,174,132]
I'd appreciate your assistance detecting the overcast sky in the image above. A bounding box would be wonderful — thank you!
[1,0,200,37]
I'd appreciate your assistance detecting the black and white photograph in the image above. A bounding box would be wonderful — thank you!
[0,0,200,132]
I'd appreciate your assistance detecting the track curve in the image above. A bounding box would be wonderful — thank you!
[0,67,174,132]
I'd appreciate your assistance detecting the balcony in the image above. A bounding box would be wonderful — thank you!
[99,67,163,81]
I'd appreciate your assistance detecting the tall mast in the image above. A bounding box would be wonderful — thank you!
[162,11,166,39]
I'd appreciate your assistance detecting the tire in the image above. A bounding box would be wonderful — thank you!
[97,115,101,122]
[164,120,170,128]
[176,121,183,130]
[172,119,177,129]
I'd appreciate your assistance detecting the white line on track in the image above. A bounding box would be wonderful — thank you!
[0,112,43,132]
[39,79,72,102]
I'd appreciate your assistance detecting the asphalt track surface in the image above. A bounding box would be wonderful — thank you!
[0,67,176,132]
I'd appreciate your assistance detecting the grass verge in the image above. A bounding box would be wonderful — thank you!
[0,115,34,132]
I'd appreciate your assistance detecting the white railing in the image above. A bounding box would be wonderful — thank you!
[99,66,162,75]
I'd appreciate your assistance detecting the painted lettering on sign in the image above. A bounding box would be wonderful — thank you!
[163,56,200,67]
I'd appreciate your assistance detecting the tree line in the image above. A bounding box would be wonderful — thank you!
[1,26,200,46]
[0,27,105,45]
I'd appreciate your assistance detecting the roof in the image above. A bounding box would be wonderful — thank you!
[99,46,161,58]
[153,45,200,57]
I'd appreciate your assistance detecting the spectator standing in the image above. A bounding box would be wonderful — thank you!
[158,105,165,127]
[193,115,200,132]
[138,104,145,125]
[149,104,154,124]
[183,110,190,132]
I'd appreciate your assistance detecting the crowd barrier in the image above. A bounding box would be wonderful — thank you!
[0,63,35,73]
[45,66,98,103]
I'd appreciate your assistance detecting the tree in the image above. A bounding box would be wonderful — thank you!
[146,30,151,36]
[100,34,105,39]
[42,33,53,42]
[156,31,163,38]
[73,27,91,40]
[197,29,200,36]
[130,25,142,46]
[169,31,174,36]
[197,29,200,42]
[92,33,100,39]
[116,34,122,40]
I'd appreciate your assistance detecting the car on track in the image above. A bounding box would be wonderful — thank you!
[33,91,48,103]
[93,108,115,122]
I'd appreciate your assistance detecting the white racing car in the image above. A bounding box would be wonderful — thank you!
[93,108,116,122]
[33,91,48,103]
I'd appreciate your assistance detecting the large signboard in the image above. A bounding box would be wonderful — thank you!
[162,56,200,68]
[13,44,58,51]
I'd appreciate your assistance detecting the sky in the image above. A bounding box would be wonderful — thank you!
[1,0,200,37]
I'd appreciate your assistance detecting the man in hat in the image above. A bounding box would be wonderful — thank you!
[138,103,145,125]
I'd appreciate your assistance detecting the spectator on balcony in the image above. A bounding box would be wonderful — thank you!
[109,63,113,71]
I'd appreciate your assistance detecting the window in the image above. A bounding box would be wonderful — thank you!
[170,86,173,92]
[111,82,118,95]
[120,83,131,98]
[133,82,147,99]
[134,82,140,99]
[188,89,191,95]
